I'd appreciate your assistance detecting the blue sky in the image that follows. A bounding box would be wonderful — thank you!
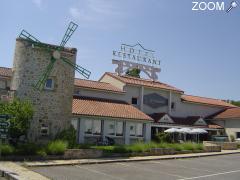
[0,0,239,100]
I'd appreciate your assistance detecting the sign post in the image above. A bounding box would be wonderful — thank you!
[0,115,10,158]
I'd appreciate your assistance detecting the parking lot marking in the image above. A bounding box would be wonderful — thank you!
[150,161,215,173]
[177,158,226,171]
[177,169,240,180]
[117,163,186,179]
[76,165,125,180]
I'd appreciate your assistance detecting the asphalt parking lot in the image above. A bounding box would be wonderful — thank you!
[31,154,240,180]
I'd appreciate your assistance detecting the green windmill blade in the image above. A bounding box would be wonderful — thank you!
[19,30,60,52]
[59,22,78,47]
[34,57,56,90]
[19,30,41,42]
[61,57,91,79]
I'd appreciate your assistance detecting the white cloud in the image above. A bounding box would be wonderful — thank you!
[32,0,43,8]
[69,0,126,29]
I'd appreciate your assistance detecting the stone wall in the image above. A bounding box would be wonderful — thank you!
[203,141,237,150]
[11,38,76,141]
[64,149,103,159]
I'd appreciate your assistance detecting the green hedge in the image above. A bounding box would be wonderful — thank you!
[92,142,203,153]
[0,144,15,156]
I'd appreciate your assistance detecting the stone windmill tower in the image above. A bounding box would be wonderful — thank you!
[11,22,91,141]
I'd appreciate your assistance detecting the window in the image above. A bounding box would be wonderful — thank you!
[93,120,101,135]
[171,102,176,110]
[131,97,138,105]
[40,124,49,136]
[107,120,124,136]
[45,78,54,90]
[0,80,6,89]
[84,119,102,135]
[107,121,115,135]
[129,123,136,136]
[85,120,92,134]
[136,123,143,137]
[236,132,240,139]
[129,123,143,137]
[116,121,124,136]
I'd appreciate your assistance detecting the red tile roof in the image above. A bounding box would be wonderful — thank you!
[103,72,184,93]
[181,95,236,108]
[0,67,12,78]
[72,96,153,121]
[212,108,240,119]
[74,78,124,93]
[208,123,223,129]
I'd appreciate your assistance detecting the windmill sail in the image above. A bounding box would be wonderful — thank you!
[19,21,91,91]
[60,22,78,47]
[19,30,41,42]
[61,57,91,79]
[34,57,56,90]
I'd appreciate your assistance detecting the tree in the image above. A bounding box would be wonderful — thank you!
[231,101,240,107]
[0,99,34,139]
[125,68,141,78]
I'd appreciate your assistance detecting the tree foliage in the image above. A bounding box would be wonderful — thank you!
[0,99,34,139]
[55,125,77,148]
[126,68,141,78]
[231,101,240,107]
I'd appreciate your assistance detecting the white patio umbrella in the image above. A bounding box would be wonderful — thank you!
[164,128,180,142]
[178,128,192,133]
[190,128,208,143]
[178,128,192,141]
[164,128,179,133]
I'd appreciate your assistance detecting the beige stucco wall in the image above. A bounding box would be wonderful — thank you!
[100,74,125,90]
[213,119,240,139]
[172,101,223,117]
[99,74,224,118]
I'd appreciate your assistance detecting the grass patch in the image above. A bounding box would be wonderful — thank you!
[91,142,203,153]
[46,140,68,155]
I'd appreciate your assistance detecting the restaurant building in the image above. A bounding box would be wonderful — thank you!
[0,42,239,144]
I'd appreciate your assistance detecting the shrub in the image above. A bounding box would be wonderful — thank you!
[230,135,235,142]
[113,145,129,153]
[126,143,146,153]
[55,126,77,148]
[47,140,68,155]
[169,143,184,151]
[153,132,172,143]
[0,144,14,156]
[0,99,34,140]
[237,144,240,149]
[182,143,195,151]
[194,143,203,150]
[75,144,92,149]
[92,146,115,152]
[36,149,47,157]
[16,143,40,155]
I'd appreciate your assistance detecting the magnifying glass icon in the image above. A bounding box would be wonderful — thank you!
[226,1,238,13]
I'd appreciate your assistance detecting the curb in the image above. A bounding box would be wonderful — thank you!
[25,151,240,167]
[0,169,19,180]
